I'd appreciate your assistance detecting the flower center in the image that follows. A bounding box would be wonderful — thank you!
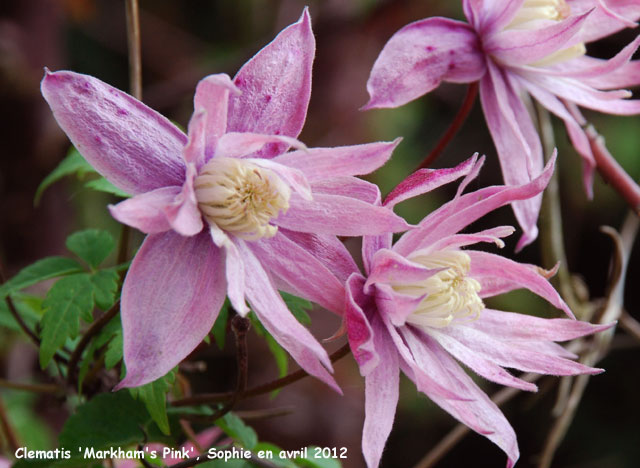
[194,157,290,240]
[506,0,586,66]
[396,250,484,329]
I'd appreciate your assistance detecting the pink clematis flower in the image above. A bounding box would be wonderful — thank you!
[344,154,612,468]
[365,0,640,249]
[41,9,408,390]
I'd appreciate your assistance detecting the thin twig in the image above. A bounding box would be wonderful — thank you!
[171,343,350,407]
[235,406,295,421]
[0,378,59,394]
[416,82,479,170]
[0,394,20,452]
[67,300,120,386]
[125,0,142,101]
[620,311,640,342]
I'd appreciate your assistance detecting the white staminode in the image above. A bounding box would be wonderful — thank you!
[194,157,291,240]
[506,0,586,66]
[396,249,484,329]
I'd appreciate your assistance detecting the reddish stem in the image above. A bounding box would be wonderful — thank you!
[416,82,479,170]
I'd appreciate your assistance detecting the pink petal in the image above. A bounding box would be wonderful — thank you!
[274,140,401,182]
[579,58,640,90]
[362,233,393,276]
[227,8,315,157]
[311,178,381,204]
[427,226,515,252]
[247,158,312,200]
[249,232,346,314]
[464,0,525,33]
[193,73,240,159]
[383,154,481,208]
[401,327,519,466]
[182,109,207,167]
[164,164,204,236]
[345,274,379,373]
[275,193,411,236]
[366,248,442,290]
[374,283,427,328]
[485,10,592,66]
[215,132,305,159]
[239,241,340,392]
[209,225,249,316]
[41,70,186,195]
[364,17,485,109]
[362,316,400,468]
[569,0,640,43]
[116,231,225,389]
[109,186,180,234]
[467,250,573,317]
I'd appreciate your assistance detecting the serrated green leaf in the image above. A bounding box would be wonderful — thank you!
[90,269,119,310]
[281,291,312,325]
[215,412,258,450]
[212,300,230,349]
[0,257,84,299]
[85,177,131,198]
[295,448,343,468]
[34,147,95,205]
[39,274,94,368]
[66,229,116,268]
[130,368,176,436]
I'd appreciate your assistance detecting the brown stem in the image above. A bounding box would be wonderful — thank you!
[0,378,59,394]
[67,300,120,386]
[125,0,142,101]
[416,82,479,170]
[585,125,640,215]
[171,343,351,407]
[0,394,20,452]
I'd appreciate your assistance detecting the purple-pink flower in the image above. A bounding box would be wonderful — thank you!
[365,0,640,249]
[344,154,612,467]
[41,9,409,390]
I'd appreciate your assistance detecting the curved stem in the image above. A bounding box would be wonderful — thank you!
[416,82,478,170]
[0,395,19,452]
[0,378,59,394]
[171,343,351,408]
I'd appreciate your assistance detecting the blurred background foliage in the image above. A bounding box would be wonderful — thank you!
[0,1,639,467]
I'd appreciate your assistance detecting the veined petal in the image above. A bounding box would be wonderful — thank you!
[366,248,442,290]
[384,154,481,208]
[311,178,381,204]
[228,8,315,157]
[578,58,640,90]
[210,225,250,316]
[109,186,180,234]
[464,0,526,33]
[427,226,515,251]
[362,316,400,468]
[193,73,240,159]
[116,231,225,388]
[346,274,379,373]
[246,158,312,201]
[41,70,186,195]
[362,234,393,276]
[182,109,207,167]
[275,193,411,236]
[467,250,573,317]
[249,232,346,314]
[164,164,204,237]
[239,241,340,392]
[364,17,485,109]
[273,140,401,182]
[485,10,592,66]
[569,0,640,43]
[215,132,306,159]
[374,283,427,328]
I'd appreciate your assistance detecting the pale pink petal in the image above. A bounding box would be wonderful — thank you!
[228,8,315,157]
[209,225,249,316]
[401,328,519,466]
[109,187,180,234]
[427,226,515,252]
[215,132,305,159]
[249,232,346,314]
[474,309,614,341]
[164,164,204,237]
[239,241,340,393]
[275,193,411,236]
[273,140,401,182]
[362,234,394,276]
[193,73,240,159]
[467,250,573,317]
[366,248,442,290]
[247,158,312,201]
[362,316,400,468]
[311,177,381,204]
[374,283,426,327]
[464,0,525,33]
[485,10,592,66]
[182,109,206,167]
[364,17,485,109]
[569,0,640,43]
[41,70,186,195]
[383,154,480,208]
[116,231,225,389]
[346,274,379,373]
[579,58,640,89]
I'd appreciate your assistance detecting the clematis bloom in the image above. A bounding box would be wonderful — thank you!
[344,154,612,467]
[365,0,640,249]
[41,9,409,390]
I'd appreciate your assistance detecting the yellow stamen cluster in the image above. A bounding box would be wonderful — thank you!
[194,157,290,240]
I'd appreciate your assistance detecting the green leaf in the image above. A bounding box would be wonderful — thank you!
[129,368,177,436]
[90,269,119,309]
[295,448,343,468]
[39,274,94,368]
[281,291,312,325]
[215,412,258,450]
[104,330,123,369]
[66,229,116,268]
[0,293,42,332]
[34,147,95,205]
[85,177,131,198]
[212,300,230,349]
[0,257,84,299]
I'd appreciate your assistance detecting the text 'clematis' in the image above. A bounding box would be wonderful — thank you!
[344,154,612,468]
[365,0,640,249]
[41,9,409,390]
